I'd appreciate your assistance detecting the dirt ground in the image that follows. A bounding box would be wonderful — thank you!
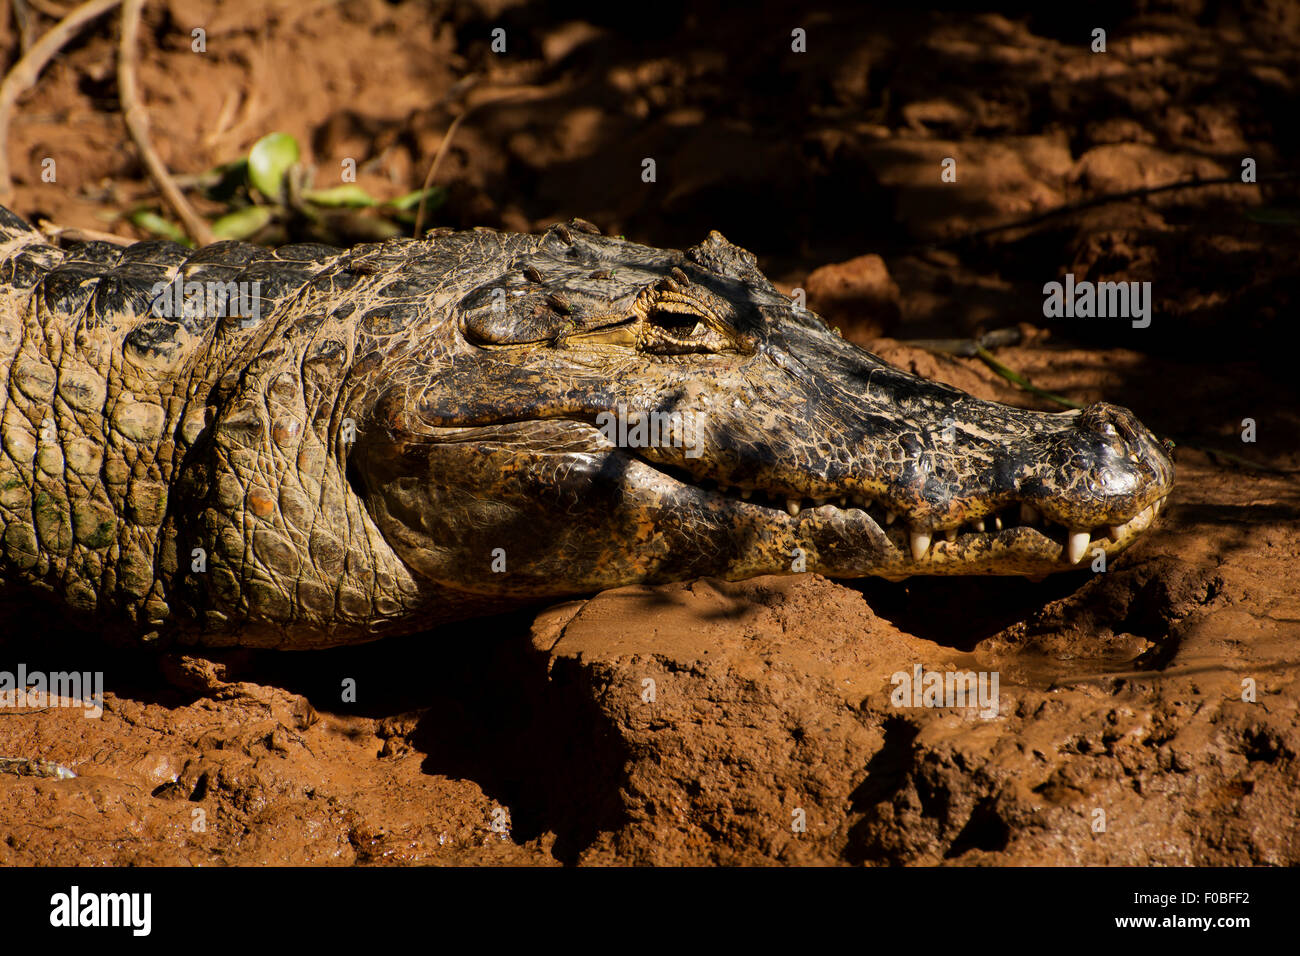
[1,0,1297,865]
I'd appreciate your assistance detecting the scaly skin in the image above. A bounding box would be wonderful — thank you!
[0,208,1173,649]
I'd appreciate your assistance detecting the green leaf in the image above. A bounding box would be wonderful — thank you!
[385,186,446,212]
[204,158,250,202]
[128,210,191,246]
[211,205,275,240]
[301,184,379,208]
[247,132,301,200]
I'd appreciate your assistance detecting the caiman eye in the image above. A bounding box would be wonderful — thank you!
[647,306,704,336]
[636,294,729,355]
[644,308,696,335]
[640,307,716,355]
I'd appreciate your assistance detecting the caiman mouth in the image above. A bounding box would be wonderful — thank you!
[648,456,1170,576]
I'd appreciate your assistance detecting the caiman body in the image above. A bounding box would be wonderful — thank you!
[0,206,1172,649]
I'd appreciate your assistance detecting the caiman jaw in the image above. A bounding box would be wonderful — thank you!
[646,459,1170,577]
[633,386,1176,579]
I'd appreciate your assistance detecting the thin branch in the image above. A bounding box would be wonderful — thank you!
[967,344,1291,474]
[412,81,549,238]
[413,109,468,239]
[1167,439,1297,475]
[117,0,213,245]
[0,0,123,204]
[23,0,77,19]
[13,1,39,53]
[37,216,132,244]
[902,171,1300,253]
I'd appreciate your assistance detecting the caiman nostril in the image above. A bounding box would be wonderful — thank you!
[1080,401,1141,443]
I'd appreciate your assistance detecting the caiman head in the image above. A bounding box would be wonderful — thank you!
[351,223,1173,610]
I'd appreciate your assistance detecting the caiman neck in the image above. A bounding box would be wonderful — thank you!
[0,285,238,638]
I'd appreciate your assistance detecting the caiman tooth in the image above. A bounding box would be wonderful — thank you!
[909,528,932,561]
[884,510,897,525]
[1067,530,1090,564]
[813,497,827,507]
[838,496,847,507]
[971,517,985,532]
[1108,502,1158,541]
[993,514,1003,531]
[786,498,801,516]
[1020,503,1040,525]
[740,487,752,500]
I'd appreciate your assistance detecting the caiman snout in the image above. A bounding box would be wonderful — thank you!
[1078,402,1174,473]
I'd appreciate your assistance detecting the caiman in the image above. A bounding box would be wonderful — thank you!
[0,206,1172,650]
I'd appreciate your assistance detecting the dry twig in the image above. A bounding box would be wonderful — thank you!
[116,0,213,244]
[411,79,556,238]
[37,217,132,244]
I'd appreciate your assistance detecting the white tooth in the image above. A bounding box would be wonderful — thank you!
[971,518,985,532]
[851,494,866,507]
[740,488,752,500]
[909,528,931,561]
[1067,530,1090,564]
[1107,524,1123,542]
[1020,503,1040,525]
[993,515,1002,531]
[786,498,801,516]
[943,528,957,542]
[1154,497,1165,515]
[885,510,897,525]
[838,497,847,507]
[813,497,827,507]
